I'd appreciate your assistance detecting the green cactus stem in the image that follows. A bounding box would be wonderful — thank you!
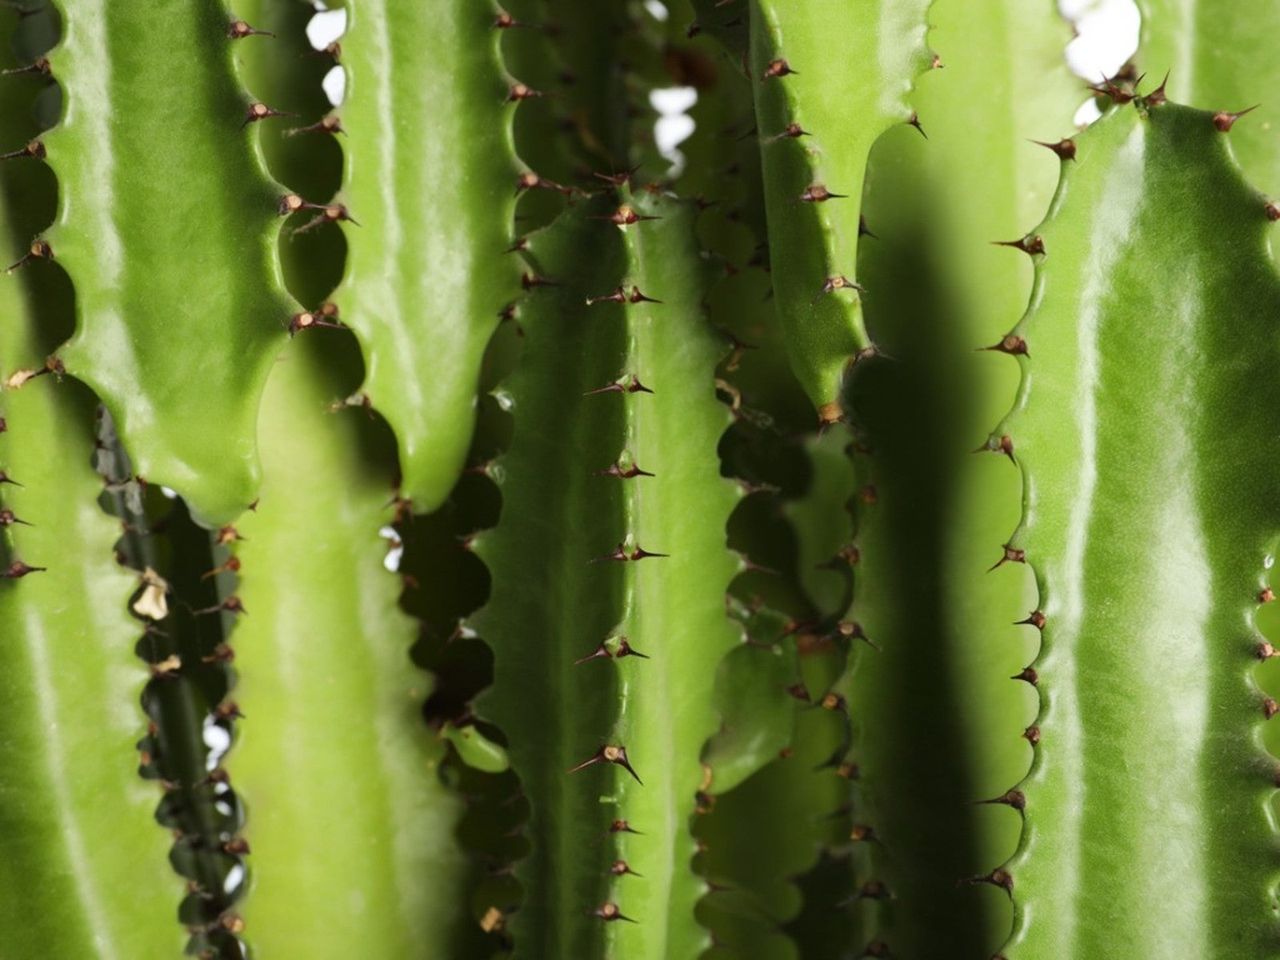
[994,95,1280,959]
[335,0,524,512]
[474,187,740,958]
[43,0,295,525]
[744,0,933,421]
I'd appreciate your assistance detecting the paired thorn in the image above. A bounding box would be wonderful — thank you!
[585,285,662,306]
[227,19,273,39]
[1213,105,1258,132]
[287,114,344,137]
[761,58,795,80]
[834,620,878,650]
[569,744,642,784]
[0,139,44,161]
[0,508,31,527]
[1015,610,1046,630]
[597,205,659,227]
[574,635,649,664]
[815,275,863,301]
[978,789,1026,811]
[3,560,44,578]
[1,57,49,77]
[515,171,571,197]
[967,868,1013,894]
[286,310,345,337]
[591,542,668,563]
[585,374,653,396]
[506,82,542,102]
[1032,137,1076,161]
[993,235,1045,256]
[800,184,846,203]
[1143,73,1170,108]
[1087,79,1135,105]
[594,456,654,479]
[989,544,1025,571]
[765,122,809,142]
[294,203,359,236]
[592,902,636,923]
[982,333,1029,357]
[6,238,52,272]
[241,102,292,128]
[975,434,1016,463]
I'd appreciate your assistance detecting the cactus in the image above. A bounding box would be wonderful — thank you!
[9,3,1280,959]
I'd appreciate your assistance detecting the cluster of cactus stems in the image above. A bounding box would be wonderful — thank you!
[4,0,1280,957]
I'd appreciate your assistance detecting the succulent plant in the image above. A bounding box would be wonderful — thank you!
[3,1,1279,959]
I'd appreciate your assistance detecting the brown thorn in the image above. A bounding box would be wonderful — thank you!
[568,744,642,784]
[761,58,795,80]
[966,869,1013,893]
[1260,587,1275,604]
[241,102,293,129]
[0,57,49,77]
[1144,72,1170,107]
[988,544,1025,571]
[859,214,877,239]
[227,19,274,39]
[800,184,846,203]
[1015,610,1046,630]
[982,333,1028,357]
[992,235,1045,256]
[1012,666,1039,686]
[609,859,642,877]
[978,789,1026,811]
[506,82,542,102]
[1213,105,1258,132]
[1087,80,1135,105]
[3,560,44,578]
[1266,202,1280,223]
[0,139,44,161]
[1032,137,1077,161]
[1022,725,1041,746]
[0,508,32,527]
[592,902,636,923]
[287,114,344,137]
[1265,697,1279,720]
[609,819,641,835]
[6,238,52,272]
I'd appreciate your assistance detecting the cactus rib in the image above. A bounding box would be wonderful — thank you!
[42,0,296,525]
[994,96,1280,959]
